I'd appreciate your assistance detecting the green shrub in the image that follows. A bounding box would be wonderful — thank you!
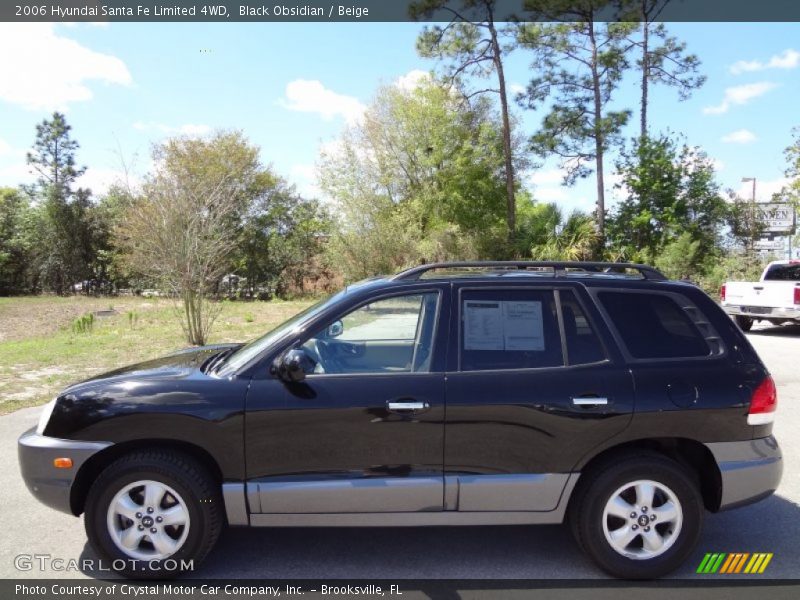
[71,313,95,334]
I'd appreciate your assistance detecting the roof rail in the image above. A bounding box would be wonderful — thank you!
[391,261,668,281]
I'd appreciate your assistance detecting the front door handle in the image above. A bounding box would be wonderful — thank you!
[387,400,429,413]
[572,396,609,407]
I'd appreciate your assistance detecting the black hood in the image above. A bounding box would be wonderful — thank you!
[63,343,242,392]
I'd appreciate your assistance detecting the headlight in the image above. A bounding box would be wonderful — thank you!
[36,398,57,436]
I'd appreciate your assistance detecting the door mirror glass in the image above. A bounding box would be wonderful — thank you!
[276,349,309,383]
[327,320,344,338]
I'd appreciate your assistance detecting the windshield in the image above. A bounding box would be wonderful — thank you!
[216,292,343,376]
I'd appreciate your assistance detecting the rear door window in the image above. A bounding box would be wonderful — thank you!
[598,292,710,359]
[559,290,606,365]
[459,289,563,371]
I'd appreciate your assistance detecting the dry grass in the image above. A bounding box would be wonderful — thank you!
[0,295,314,414]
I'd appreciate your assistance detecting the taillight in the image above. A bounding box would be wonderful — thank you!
[794,286,799,305]
[748,376,777,425]
[720,284,726,302]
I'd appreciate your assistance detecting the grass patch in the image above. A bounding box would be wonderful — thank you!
[0,296,313,414]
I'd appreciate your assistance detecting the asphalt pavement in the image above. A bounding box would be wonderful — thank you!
[1,323,798,580]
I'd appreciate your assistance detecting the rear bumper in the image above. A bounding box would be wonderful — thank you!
[17,428,112,515]
[722,304,800,320]
[706,436,782,511]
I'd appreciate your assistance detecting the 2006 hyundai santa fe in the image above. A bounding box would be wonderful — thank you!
[18,261,782,579]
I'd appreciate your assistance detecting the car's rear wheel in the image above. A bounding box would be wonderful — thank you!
[735,315,754,331]
[85,450,222,579]
[570,453,703,579]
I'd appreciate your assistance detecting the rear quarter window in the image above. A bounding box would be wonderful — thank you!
[598,291,710,359]
[763,263,800,281]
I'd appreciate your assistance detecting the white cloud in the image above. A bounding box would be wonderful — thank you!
[529,168,566,186]
[702,82,777,115]
[289,164,321,199]
[730,49,800,75]
[721,129,757,144]
[533,187,570,202]
[509,83,526,96]
[0,138,18,158]
[0,163,35,187]
[133,122,212,136]
[0,23,132,111]
[75,168,136,195]
[711,158,725,172]
[395,70,431,91]
[279,80,365,124]
[734,177,791,202]
[0,162,136,195]
[526,169,571,203]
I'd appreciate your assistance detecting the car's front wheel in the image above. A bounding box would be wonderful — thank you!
[570,453,703,579]
[84,450,223,579]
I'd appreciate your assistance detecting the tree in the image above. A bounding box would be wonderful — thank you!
[413,0,519,245]
[236,180,332,298]
[117,132,265,346]
[631,0,705,140]
[785,127,800,253]
[528,205,599,260]
[318,80,515,279]
[25,112,85,195]
[0,188,34,294]
[607,133,728,261]
[786,126,800,195]
[518,2,636,245]
[25,112,95,294]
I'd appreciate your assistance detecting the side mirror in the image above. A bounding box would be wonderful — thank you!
[327,320,344,338]
[276,349,308,383]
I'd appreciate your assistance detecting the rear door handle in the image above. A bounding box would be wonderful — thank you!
[387,400,429,412]
[572,396,609,407]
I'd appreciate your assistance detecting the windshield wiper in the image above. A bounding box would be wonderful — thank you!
[202,347,238,374]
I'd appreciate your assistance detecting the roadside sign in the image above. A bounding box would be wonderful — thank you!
[755,203,795,233]
[754,238,785,251]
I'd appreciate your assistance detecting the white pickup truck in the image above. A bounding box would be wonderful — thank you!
[721,260,800,330]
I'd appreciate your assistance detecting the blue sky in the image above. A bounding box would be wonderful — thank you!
[0,21,798,215]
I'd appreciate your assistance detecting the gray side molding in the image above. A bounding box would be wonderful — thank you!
[221,483,249,526]
[455,473,571,511]
[706,436,782,510]
[248,473,580,527]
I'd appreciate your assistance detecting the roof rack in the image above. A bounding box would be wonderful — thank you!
[391,261,668,281]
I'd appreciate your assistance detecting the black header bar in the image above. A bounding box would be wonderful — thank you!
[3,1,800,23]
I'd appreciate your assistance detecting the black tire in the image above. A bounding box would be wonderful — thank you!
[84,450,223,579]
[570,453,703,579]
[735,315,754,331]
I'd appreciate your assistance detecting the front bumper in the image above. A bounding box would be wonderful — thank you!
[18,428,112,515]
[706,436,782,511]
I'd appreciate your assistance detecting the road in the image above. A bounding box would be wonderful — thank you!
[1,322,798,580]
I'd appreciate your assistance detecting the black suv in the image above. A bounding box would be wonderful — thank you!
[19,262,782,579]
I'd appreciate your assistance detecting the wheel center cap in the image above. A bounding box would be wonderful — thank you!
[141,516,154,527]
[637,515,649,527]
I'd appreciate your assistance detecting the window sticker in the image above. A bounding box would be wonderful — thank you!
[503,301,544,351]
[463,300,545,351]
[463,301,504,350]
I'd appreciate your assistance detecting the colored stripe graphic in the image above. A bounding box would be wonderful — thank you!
[697,552,773,574]
[734,553,750,573]
[697,553,727,573]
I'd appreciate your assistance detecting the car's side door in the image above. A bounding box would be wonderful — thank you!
[244,284,449,514]
[444,283,636,512]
